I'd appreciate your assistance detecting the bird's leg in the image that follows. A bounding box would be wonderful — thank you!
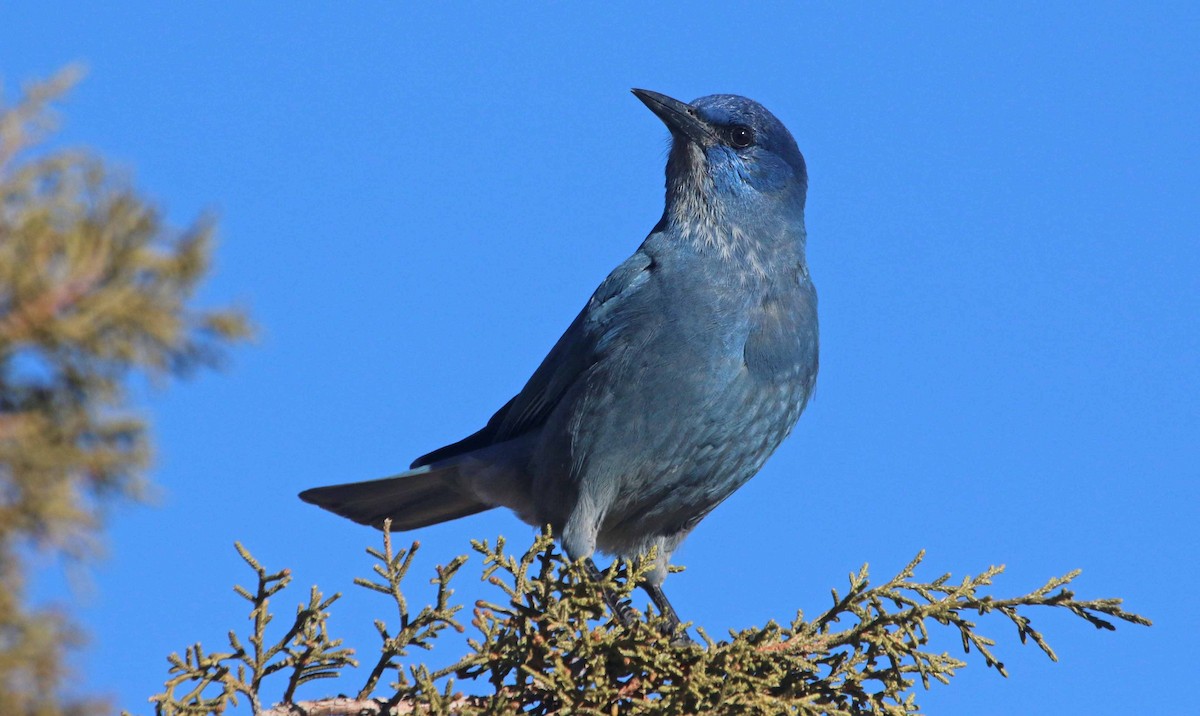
[584,558,637,627]
[641,581,695,646]
[583,559,694,646]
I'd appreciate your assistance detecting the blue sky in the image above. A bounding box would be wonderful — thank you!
[3,3,1197,714]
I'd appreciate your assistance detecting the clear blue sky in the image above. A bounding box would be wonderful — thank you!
[4,4,1197,713]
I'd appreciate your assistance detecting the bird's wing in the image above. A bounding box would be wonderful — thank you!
[411,250,653,467]
[495,249,653,438]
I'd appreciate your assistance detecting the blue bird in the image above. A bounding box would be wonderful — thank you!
[300,89,818,637]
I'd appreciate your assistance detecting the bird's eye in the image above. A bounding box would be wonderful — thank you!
[728,125,755,149]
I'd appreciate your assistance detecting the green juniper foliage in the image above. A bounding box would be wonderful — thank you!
[151,545,356,716]
[0,69,250,716]
[147,525,1149,716]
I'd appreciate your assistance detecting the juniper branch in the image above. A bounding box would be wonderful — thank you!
[149,544,354,716]
[146,531,1149,716]
[352,520,467,701]
[2,67,249,716]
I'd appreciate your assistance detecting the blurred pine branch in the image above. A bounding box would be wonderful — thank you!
[146,525,1149,716]
[0,68,251,716]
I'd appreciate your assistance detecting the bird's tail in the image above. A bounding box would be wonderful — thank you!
[298,464,493,531]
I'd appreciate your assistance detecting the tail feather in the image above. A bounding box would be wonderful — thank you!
[299,465,492,531]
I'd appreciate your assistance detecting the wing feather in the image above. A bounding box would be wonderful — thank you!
[411,250,652,467]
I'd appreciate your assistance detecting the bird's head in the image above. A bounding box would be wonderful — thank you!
[633,89,807,231]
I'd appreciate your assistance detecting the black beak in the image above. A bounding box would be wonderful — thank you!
[632,88,715,146]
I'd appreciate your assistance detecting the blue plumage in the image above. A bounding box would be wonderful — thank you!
[301,89,817,634]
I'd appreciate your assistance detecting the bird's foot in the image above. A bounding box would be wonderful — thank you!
[584,559,697,645]
[584,558,639,627]
[608,593,639,628]
[642,581,697,647]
